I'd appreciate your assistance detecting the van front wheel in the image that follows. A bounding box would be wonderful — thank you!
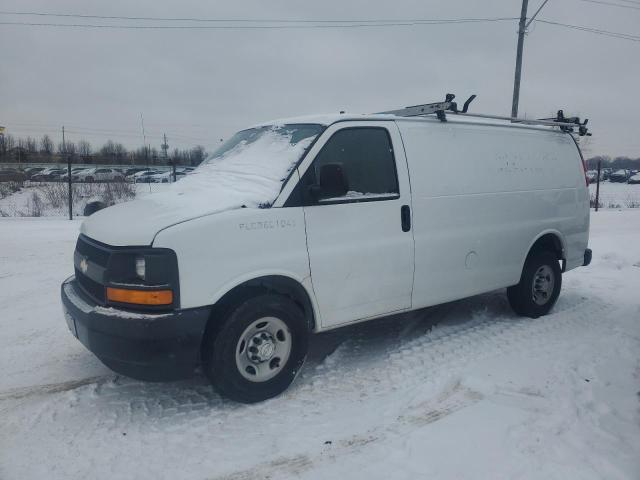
[203,294,308,403]
[507,251,562,318]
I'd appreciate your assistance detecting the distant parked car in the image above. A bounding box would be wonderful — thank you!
[123,167,149,177]
[61,167,89,181]
[0,168,27,182]
[31,168,66,182]
[77,168,124,183]
[23,167,46,179]
[126,169,155,181]
[586,171,597,184]
[609,169,630,183]
[132,170,162,183]
[628,173,640,184]
[149,171,187,183]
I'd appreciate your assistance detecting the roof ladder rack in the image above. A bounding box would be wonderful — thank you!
[376,94,591,136]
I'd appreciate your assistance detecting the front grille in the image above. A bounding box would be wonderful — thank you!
[74,235,110,304]
[75,267,106,304]
[75,235,110,268]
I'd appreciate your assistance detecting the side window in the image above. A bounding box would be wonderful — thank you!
[305,127,399,203]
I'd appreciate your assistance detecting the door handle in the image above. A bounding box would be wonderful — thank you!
[401,205,411,232]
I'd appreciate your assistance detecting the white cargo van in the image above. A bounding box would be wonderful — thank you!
[61,106,592,402]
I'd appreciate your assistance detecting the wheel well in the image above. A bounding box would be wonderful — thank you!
[529,233,564,261]
[205,276,316,336]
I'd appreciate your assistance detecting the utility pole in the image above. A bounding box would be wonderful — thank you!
[511,0,529,118]
[511,0,550,118]
[162,133,169,160]
[63,126,72,220]
[140,113,149,167]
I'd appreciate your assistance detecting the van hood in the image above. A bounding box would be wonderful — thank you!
[80,129,314,246]
[80,195,245,246]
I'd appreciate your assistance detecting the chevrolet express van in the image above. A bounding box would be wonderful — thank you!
[61,112,592,403]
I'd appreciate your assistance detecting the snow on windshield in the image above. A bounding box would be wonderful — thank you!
[148,125,319,213]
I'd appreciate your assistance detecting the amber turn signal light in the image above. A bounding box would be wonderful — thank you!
[106,287,173,306]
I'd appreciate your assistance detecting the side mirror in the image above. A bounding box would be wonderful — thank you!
[309,163,348,201]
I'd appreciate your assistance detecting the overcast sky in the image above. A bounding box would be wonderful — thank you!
[1,0,638,158]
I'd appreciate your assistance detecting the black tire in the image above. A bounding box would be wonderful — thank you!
[203,294,308,403]
[507,251,562,318]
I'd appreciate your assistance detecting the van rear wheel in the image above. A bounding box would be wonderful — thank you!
[507,251,561,318]
[203,294,308,403]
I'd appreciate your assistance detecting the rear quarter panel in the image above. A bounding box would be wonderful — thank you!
[397,118,589,309]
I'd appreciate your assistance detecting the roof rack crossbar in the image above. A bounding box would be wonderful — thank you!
[376,94,591,136]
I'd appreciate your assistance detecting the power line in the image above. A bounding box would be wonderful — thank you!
[4,124,209,142]
[0,17,520,30]
[0,11,519,24]
[574,0,640,10]
[7,126,207,141]
[536,19,640,42]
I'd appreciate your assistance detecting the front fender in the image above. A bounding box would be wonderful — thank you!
[152,207,318,319]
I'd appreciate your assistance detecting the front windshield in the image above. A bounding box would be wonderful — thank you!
[202,123,324,167]
[159,123,324,210]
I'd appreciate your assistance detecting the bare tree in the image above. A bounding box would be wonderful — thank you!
[40,135,54,155]
[99,140,116,159]
[58,140,76,157]
[114,142,127,161]
[172,148,180,163]
[26,136,38,153]
[99,140,128,163]
[78,139,92,160]
[190,145,206,166]
[16,137,30,162]
[0,133,15,156]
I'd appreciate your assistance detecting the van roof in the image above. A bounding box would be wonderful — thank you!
[254,113,569,135]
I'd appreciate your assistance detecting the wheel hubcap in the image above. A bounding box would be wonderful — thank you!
[235,317,292,382]
[532,265,555,306]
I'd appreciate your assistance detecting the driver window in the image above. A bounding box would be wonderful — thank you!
[307,127,399,203]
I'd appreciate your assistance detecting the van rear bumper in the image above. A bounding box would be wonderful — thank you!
[61,276,210,381]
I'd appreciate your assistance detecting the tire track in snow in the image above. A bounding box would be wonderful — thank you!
[3,290,609,415]
[90,292,608,431]
[0,375,114,401]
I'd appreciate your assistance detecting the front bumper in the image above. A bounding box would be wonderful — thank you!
[61,276,210,381]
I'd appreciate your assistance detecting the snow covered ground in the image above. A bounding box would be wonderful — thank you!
[0,211,639,479]
[588,181,640,208]
[0,182,167,217]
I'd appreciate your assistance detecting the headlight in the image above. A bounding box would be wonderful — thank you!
[105,248,179,309]
[135,256,146,280]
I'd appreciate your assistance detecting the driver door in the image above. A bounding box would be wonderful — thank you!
[298,122,415,329]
